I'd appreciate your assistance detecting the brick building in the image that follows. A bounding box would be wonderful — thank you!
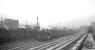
[4,19,19,29]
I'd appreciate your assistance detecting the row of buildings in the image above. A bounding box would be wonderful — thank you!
[0,18,95,31]
[0,18,40,30]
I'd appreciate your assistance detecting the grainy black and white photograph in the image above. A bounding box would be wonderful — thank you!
[0,0,95,50]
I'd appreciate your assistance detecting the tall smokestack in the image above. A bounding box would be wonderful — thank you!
[36,16,40,30]
[37,16,39,28]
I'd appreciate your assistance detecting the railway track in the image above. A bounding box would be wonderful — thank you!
[0,33,87,50]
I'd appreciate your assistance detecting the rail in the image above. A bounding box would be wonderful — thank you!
[70,33,88,50]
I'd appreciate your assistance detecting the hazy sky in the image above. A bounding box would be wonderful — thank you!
[0,0,95,27]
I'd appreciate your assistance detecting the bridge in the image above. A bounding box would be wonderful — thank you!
[0,33,95,50]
